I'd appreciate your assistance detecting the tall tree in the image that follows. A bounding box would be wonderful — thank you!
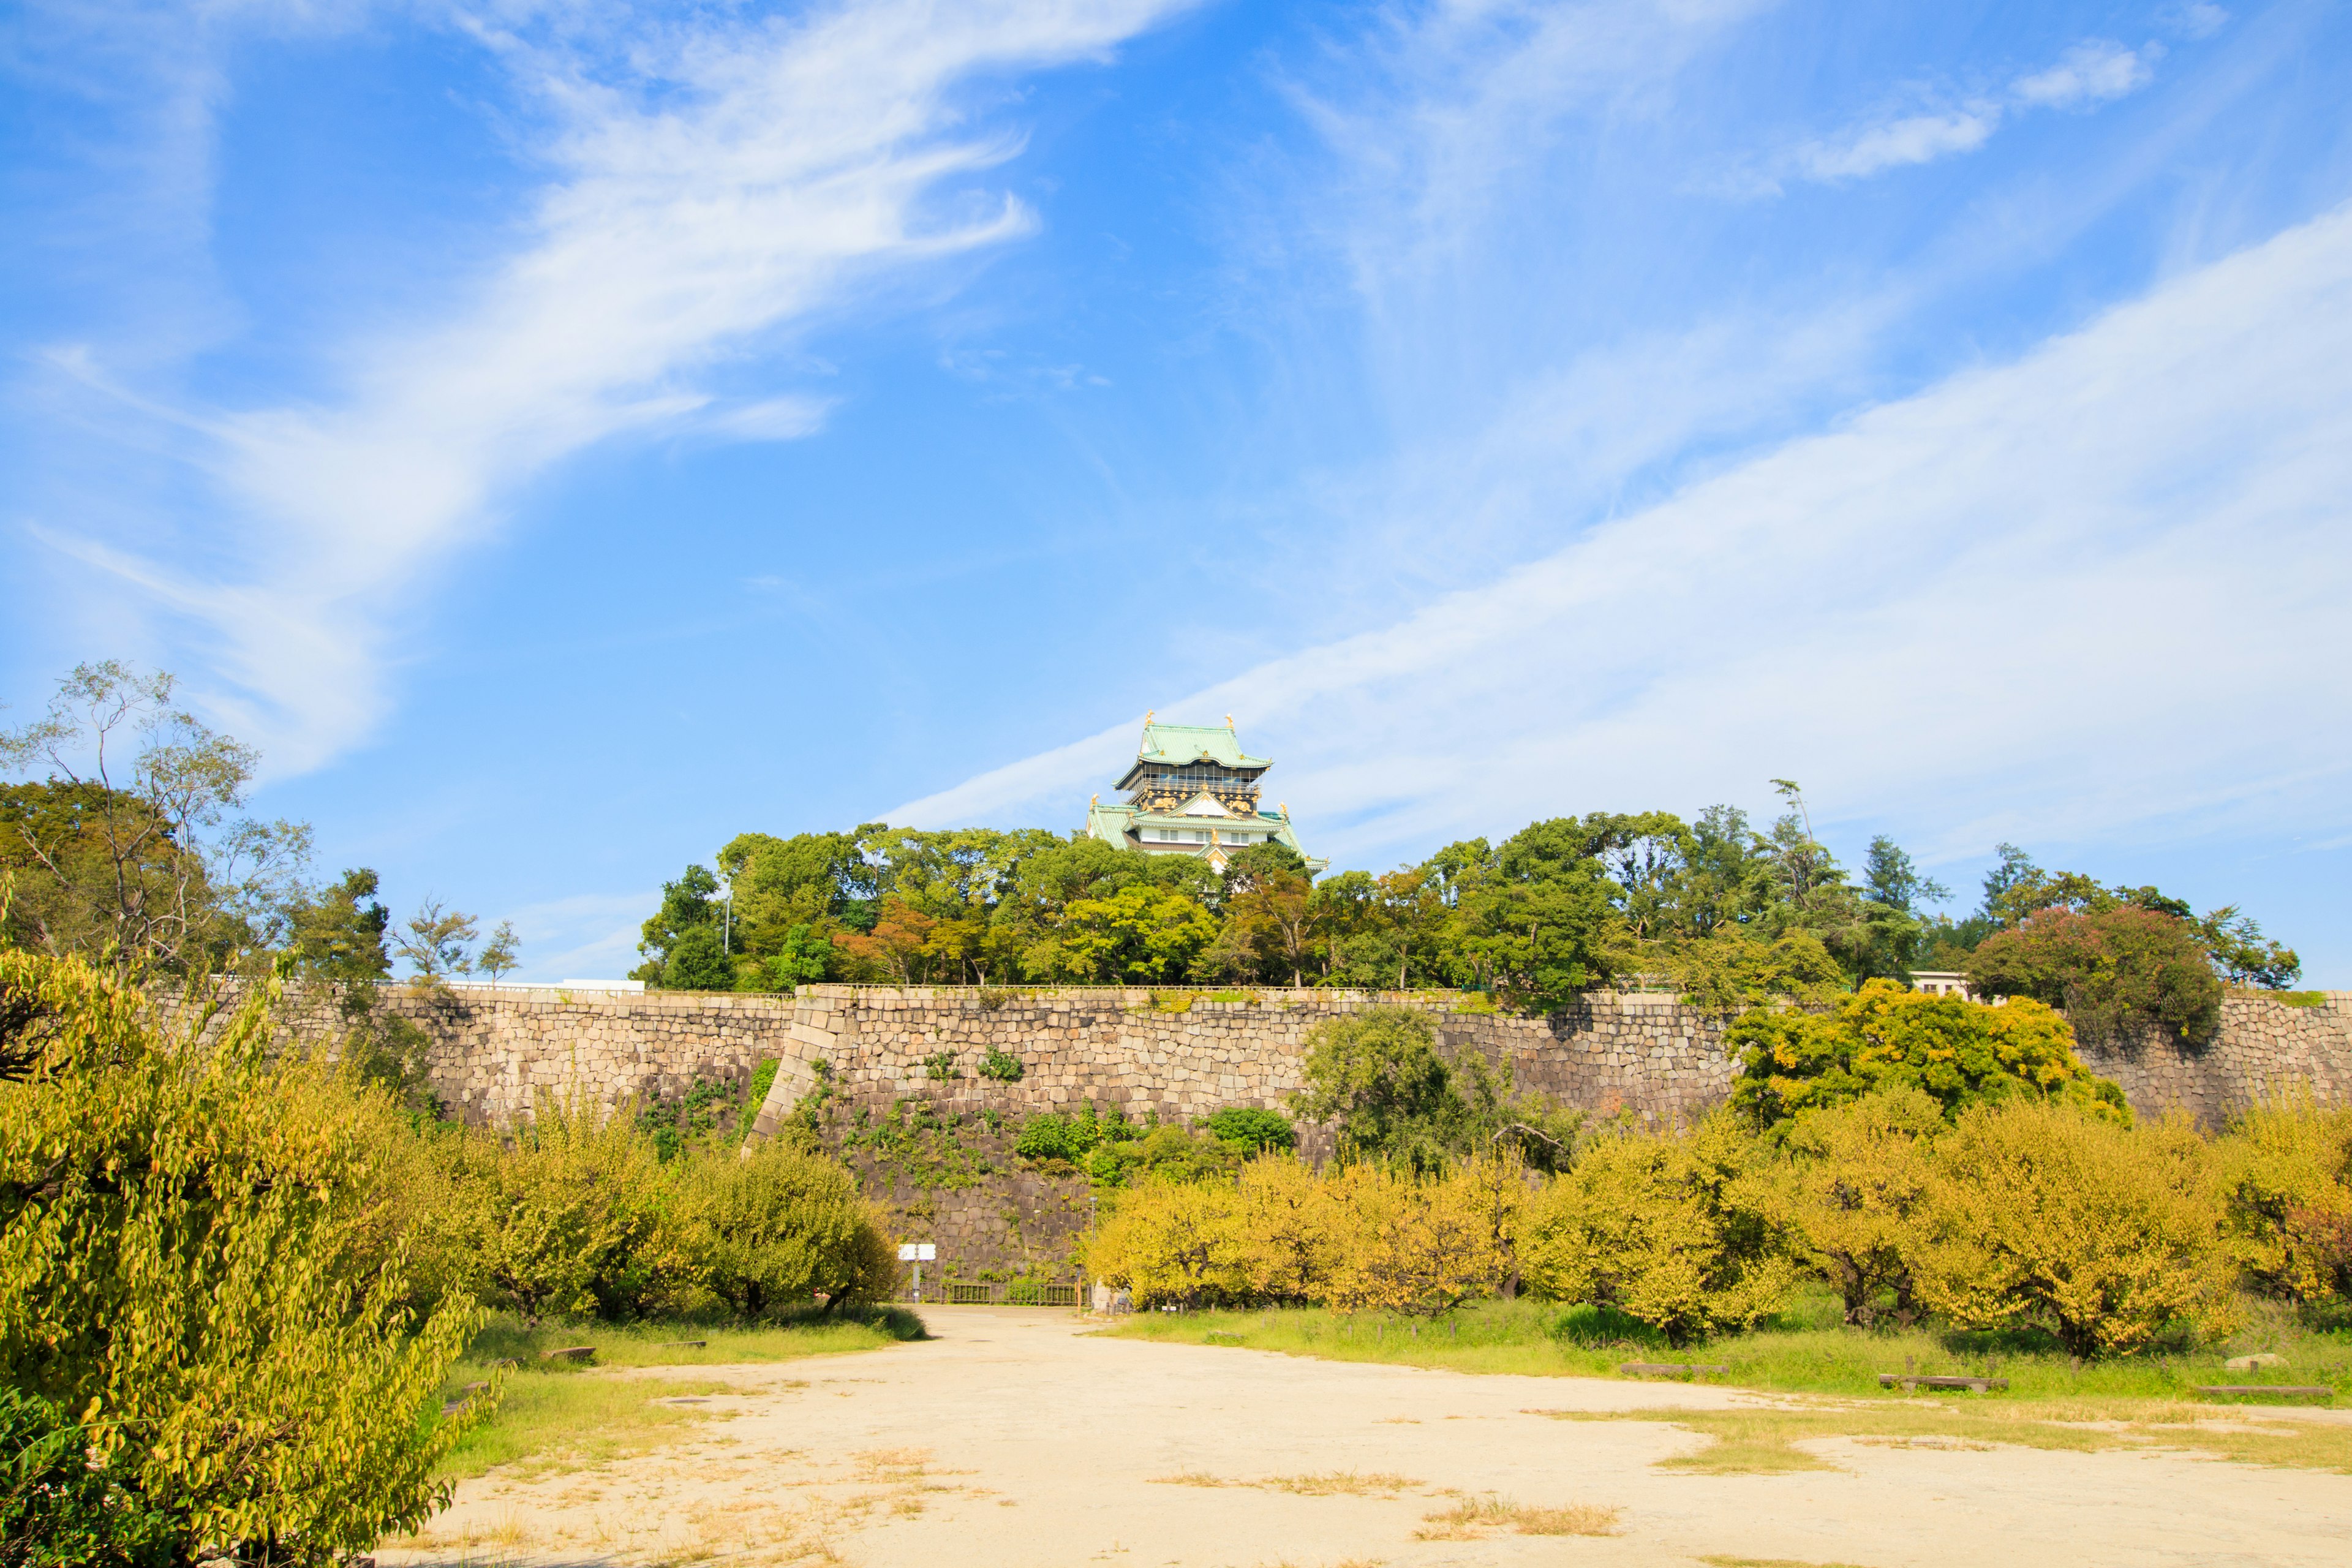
[0,662,309,974]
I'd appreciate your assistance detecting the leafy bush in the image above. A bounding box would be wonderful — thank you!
[1967,905,2225,1045]
[0,951,478,1564]
[1911,1099,2232,1358]
[1322,1161,1512,1319]
[0,1387,172,1568]
[1293,1005,1581,1171]
[1727,978,2125,1129]
[1755,1087,1941,1326]
[689,1140,896,1316]
[450,1091,699,1324]
[634,1072,745,1161]
[1205,1104,1296,1153]
[1227,1156,1341,1303]
[978,1044,1025,1082]
[1521,1114,1794,1345]
[1085,1177,1244,1308]
[2214,1091,2352,1310]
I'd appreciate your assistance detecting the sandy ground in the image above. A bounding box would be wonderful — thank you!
[381,1307,2352,1568]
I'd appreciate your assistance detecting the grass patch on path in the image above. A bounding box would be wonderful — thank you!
[436,1305,926,1480]
[1102,1292,2352,1405]
[1532,1398,2352,1476]
[1417,1494,1618,1539]
[1148,1470,1421,1496]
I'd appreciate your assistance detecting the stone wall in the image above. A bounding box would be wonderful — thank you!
[2075,992,2352,1127]
[203,979,2352,1136]
[746,986,1737,1142]
[197,978,2352,1282]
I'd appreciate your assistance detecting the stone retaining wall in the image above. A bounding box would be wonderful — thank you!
[202,980,2352,1135]
[188,978,2351,1283]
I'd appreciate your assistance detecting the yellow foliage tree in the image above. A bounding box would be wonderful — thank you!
[1325,1162,1513,1319]
[1728,978,2127,1129]
[1521,1114,1795,1344]
[1227,1156,1341,1303]
[1912,1099,2232,1358]
[0,950,478,1562]
[1085,1177,1244,1307]
[1753,1086,1942,1326]
[2212,1089,2352,1308]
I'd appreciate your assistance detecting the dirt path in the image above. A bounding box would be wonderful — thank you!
[383,1308,2352,1567]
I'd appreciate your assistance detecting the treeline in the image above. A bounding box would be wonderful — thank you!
[0,944,895,1563]
[641,791,2302,1039]
[1089,995,2352,1354]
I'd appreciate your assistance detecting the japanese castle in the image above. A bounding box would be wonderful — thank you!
[1084,715,1325,874]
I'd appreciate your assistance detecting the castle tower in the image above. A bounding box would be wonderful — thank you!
[1083,714,1324,873]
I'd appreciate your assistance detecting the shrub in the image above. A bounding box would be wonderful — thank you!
[1521,1114,1794,1344]
[1205,1104,1295,1153]
[2213,1091,2352,1310]
[1727,978,2125,1130]
[450,1091,699,1324]
[1293,1005,1580,1171]
[1755,1087,1941,1326]
[0,951,477,1563]
[1084,1178,1243,1308]
[1967,905,2224,1045]
[1324,1161,1512,1319]
[1016,1106,1117,1164]
[689,1140,896,1316]
[1911,1099,2232,1358]
[0,1387,172,1568]
[978,1044,1025,1082]
[1227,1157,1341,1303]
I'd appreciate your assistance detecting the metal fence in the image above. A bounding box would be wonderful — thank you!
[892,1280,1083,1308]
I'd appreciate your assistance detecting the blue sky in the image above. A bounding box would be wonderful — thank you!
[4,0,2349,984]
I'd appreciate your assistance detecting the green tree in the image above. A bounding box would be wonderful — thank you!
[1291,1005,1579,1171]
[0,662,310,975]
[285,869,435,1110]
[475,919,521,981]
[1041,883,1216,982]
[1966,905,2225,1044]
[393,897,478,980]
[760,922,833,989]
[662,924,736,990]
[2196,906,2301,989]
[633,864,722,983]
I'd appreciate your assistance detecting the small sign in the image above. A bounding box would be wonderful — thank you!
[897,1243,937,1262]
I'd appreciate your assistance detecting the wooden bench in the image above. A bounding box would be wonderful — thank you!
[1620,1362,1730,1378]
[2192,1384,2334,1399]
[542,1346,596,1364]
[1880,1374,2008,1393]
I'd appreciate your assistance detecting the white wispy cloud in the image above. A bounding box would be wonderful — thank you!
[2012,39,2162,108]
[1770,38,2160,191]
[34,0,1192,771]
[1789,108,2000,182]
[892,201,2352,869]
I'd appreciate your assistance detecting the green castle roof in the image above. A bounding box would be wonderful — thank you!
[1131,722,1270,771]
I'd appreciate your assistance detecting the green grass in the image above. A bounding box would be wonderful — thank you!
[434,1306,925,1479]
[1101,1287,2352,1405]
